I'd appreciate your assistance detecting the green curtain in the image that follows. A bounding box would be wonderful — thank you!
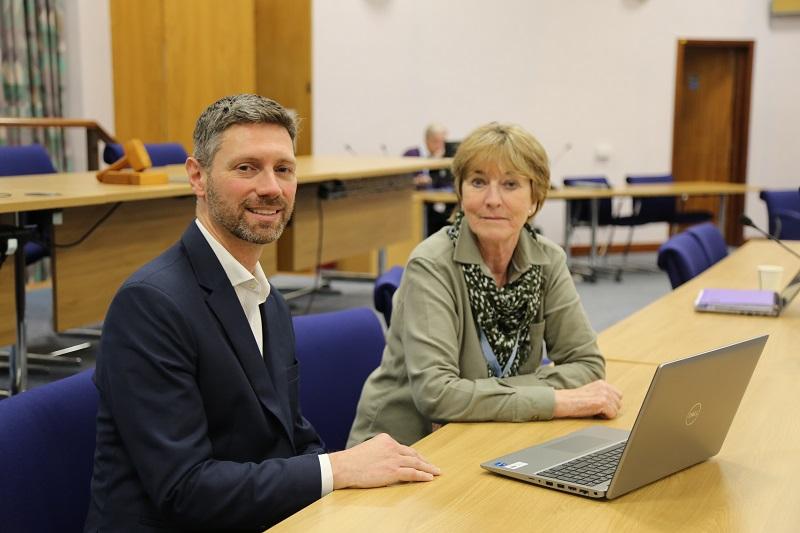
[0,0,67,170]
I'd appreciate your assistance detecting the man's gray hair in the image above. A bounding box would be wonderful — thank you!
[193,94,298,168]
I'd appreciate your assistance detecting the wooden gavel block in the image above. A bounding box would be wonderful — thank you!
[96,139,169,185]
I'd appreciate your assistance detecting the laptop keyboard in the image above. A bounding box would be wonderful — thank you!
[538,442,625,487]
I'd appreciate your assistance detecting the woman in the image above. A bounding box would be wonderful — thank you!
[347,123,621,447]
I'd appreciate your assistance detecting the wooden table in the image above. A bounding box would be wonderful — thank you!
[416,182,753,277]
[0,156,448,391]
[271,241,800,532]
[600,240,800,366]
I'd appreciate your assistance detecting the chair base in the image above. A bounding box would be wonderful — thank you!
[0,342,88,366]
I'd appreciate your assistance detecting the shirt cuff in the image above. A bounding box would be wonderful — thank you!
[318,453,333,496]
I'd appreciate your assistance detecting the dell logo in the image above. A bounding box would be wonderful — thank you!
[685,402,702,426]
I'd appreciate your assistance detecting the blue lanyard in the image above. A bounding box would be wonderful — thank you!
[479,327,523,378]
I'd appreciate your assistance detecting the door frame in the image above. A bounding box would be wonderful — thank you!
[672,39,754,245]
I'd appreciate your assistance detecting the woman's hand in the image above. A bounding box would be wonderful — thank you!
[552,380,622,419]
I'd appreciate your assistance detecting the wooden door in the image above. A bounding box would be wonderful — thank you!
[672,40,753,244]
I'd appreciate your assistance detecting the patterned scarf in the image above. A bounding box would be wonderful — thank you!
[447,212,544,377]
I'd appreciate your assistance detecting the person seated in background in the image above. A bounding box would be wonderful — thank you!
[86,94,439,532]
[403,122,448,189]
[348,122,622,448]
[404,123,454,234]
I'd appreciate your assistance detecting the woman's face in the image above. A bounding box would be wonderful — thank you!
[460,160,535,250]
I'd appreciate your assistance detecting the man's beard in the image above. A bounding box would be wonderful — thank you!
[206,178,294,244]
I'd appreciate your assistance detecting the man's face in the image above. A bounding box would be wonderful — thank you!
[426,131,446,158]
[194,123,297,245]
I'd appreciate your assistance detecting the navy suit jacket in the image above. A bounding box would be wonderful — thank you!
[85,223,325,532]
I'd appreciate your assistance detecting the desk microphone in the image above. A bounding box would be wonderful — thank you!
[344,144,357,156]
[740,214,800,261]
[550,142,573,167]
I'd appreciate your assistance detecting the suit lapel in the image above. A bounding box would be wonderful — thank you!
[181,223,292,443]
[260,300,294,445]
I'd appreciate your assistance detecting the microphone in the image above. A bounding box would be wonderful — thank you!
[343,144,357,156]
[740,214,800,261]
[379,143,389,156]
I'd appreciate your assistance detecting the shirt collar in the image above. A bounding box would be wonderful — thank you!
[452,216,550,279]
[195,219,270,303]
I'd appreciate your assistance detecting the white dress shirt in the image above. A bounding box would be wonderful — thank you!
[195,219,333,496]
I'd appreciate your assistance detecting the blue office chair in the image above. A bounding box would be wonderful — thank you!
[103,142,188,166]
[625,174,714,228]
[293,307,384,451]
[0,144,57,264]
[759,189,800,239]
[0,144,87,365]
[686,222,728,265]
[0,369,98,533]
[373,266,404,327]
[563,176,651,281]
[657,230,712,289]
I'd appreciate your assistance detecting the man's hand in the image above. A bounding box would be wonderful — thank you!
[552,380,623,419]
[329,433,441,489]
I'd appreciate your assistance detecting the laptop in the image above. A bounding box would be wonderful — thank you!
[481,335,767,499]
[694,269,800,317]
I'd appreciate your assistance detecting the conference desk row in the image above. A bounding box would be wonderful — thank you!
[272,240,800,532]
[415,181,753,273]
[0,156,449,391]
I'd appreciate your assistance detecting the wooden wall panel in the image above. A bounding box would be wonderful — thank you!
[254,0,313,155]
[111,0,256,152]
[163,0,257,152]
[110,0,166,143]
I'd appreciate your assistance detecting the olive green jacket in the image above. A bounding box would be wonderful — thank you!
[347,219,605,447]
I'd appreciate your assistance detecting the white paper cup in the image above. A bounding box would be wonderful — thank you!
[758,264,784,292]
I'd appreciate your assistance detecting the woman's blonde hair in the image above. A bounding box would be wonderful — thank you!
[451,122,550,218]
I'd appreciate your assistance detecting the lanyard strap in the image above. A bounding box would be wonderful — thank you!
[479,327,523,378]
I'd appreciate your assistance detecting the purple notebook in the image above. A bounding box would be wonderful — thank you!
[694,288,780,316]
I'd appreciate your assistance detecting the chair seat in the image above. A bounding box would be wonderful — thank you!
[103,142,188,167]
[373,266,404,326]
[758,189,800,238]
[0,369,98,532]
[293,308,385,451]
[23,241,49,264]
[657,231,712,288]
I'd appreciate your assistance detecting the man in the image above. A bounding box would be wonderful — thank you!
[403,123,448,189]
[86,94,440,532]
[403,123,454,235]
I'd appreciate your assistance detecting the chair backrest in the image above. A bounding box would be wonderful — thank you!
[293,308,385,451]
[0,369,98,533]
[103,142,188,166]
[373,266,404,327]
[657,230,712,289]
[686,222,728,265]
[625,174,676,222]
[0,144,56,264]
[759,189,800,239]
[563,176,615,226]
[0,144,57,176]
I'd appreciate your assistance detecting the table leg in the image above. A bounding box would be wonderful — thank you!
[564,201,573,266]
[9,237,27,395]
[718,194,728,235]
[589,198,599,269]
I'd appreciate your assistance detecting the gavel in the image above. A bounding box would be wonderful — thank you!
[96,139,168,185]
